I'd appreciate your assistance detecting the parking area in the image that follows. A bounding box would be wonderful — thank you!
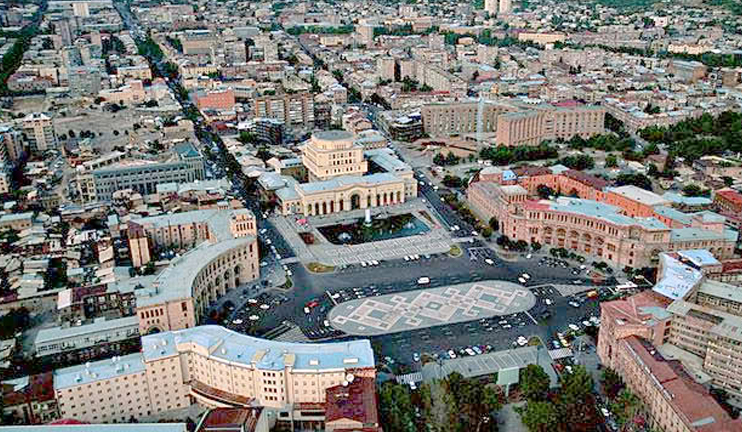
[328,281,536,336]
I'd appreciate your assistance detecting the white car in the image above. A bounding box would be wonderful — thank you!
[371,260,379,266]
[568,324,580,331]
[526,253,532,259]
[516,336,528,346]
[522,273,531,280]
[447,349,457,359]
[485,258,494,265]
[404,256,410,261]
[465,348,476,356]
[304,307,311,314]
[518,277,527,284]
[361,262,367,267]
[417,277,430,285]
[544,299,553,306]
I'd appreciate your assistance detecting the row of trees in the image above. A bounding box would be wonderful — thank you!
[0,0,46,95]
[286,25,355,35]
[378,373,504,432]
[433,151,461,166]
[639,111,742,163]
[517,364,603,432]
[479,143,559,166]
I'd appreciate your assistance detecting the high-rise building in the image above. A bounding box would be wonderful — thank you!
[253,92,315,129]
[22,113,57,155]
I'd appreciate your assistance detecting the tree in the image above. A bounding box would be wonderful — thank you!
[520,364,551,401]
[682,184,709,197]
[722,176,735,187]
[536,184,555,199]
[560,154,595,170]
[518,401,558,432]
[482,227,493,238]
[489,217,499,232]
[600,367,625,399]
[433,153,446,166]
[421,379,456,432]
[556,365,601,432]
[531,241,541,251]
[615,173,653,191]
[0,307,30,339]
[378,382,416,432]
[442,175,463,188]
[255,147,272,161]
[610,389,642,428]
[605,154,618,168]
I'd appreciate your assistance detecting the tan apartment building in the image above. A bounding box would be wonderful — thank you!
[254,92,315,129]
[22,112,57,155]
[53,325,375,423]
[421,101,516,137]
[128,208,256,267]
[495,105,605,147]
[517,32,566,45]
[180,29,215,55]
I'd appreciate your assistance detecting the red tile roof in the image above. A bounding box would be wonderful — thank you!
[198,408,261,432]
[324,376,379,430]
[716,189,742,205]
[624,336,742,432]
[563,169,609,190]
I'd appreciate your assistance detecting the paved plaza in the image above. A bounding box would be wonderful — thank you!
[272,198,455,266]
[327,280,536,336]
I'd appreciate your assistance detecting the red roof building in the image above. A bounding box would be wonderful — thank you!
[324,376,380,432]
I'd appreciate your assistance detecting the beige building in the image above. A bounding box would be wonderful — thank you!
[254,92,315,129]
[54,325,375,423]
[421,101,516,136]
[266,132,417,216]
[496,105,605,147]
[22,112,57,155]
[302,130,368,182]
[128,207,257,267]
[517,32,566,45]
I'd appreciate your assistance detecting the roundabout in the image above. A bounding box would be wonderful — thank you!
[328,280,536,336]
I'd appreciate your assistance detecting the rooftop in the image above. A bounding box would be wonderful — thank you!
[2,426,186,432]
[34,315,139,346]
[608,185,670,207]
[141,325,375,371]
[53,352,145,391]
[528,197,668,230]
[624,336,742,431]
[135,237,255,307]
[653,254,703,301]
[298,173,401,195]
[129,208,253,243]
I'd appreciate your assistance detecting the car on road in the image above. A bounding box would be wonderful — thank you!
[569,301,580,308]
[413,352,420,362]
[518,277,527,284]
[417,277,430,285]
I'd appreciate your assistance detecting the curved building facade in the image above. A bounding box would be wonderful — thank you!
[54,326,375,423]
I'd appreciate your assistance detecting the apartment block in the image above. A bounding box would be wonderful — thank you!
[22,112,57,155]
[254,92,315,129]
